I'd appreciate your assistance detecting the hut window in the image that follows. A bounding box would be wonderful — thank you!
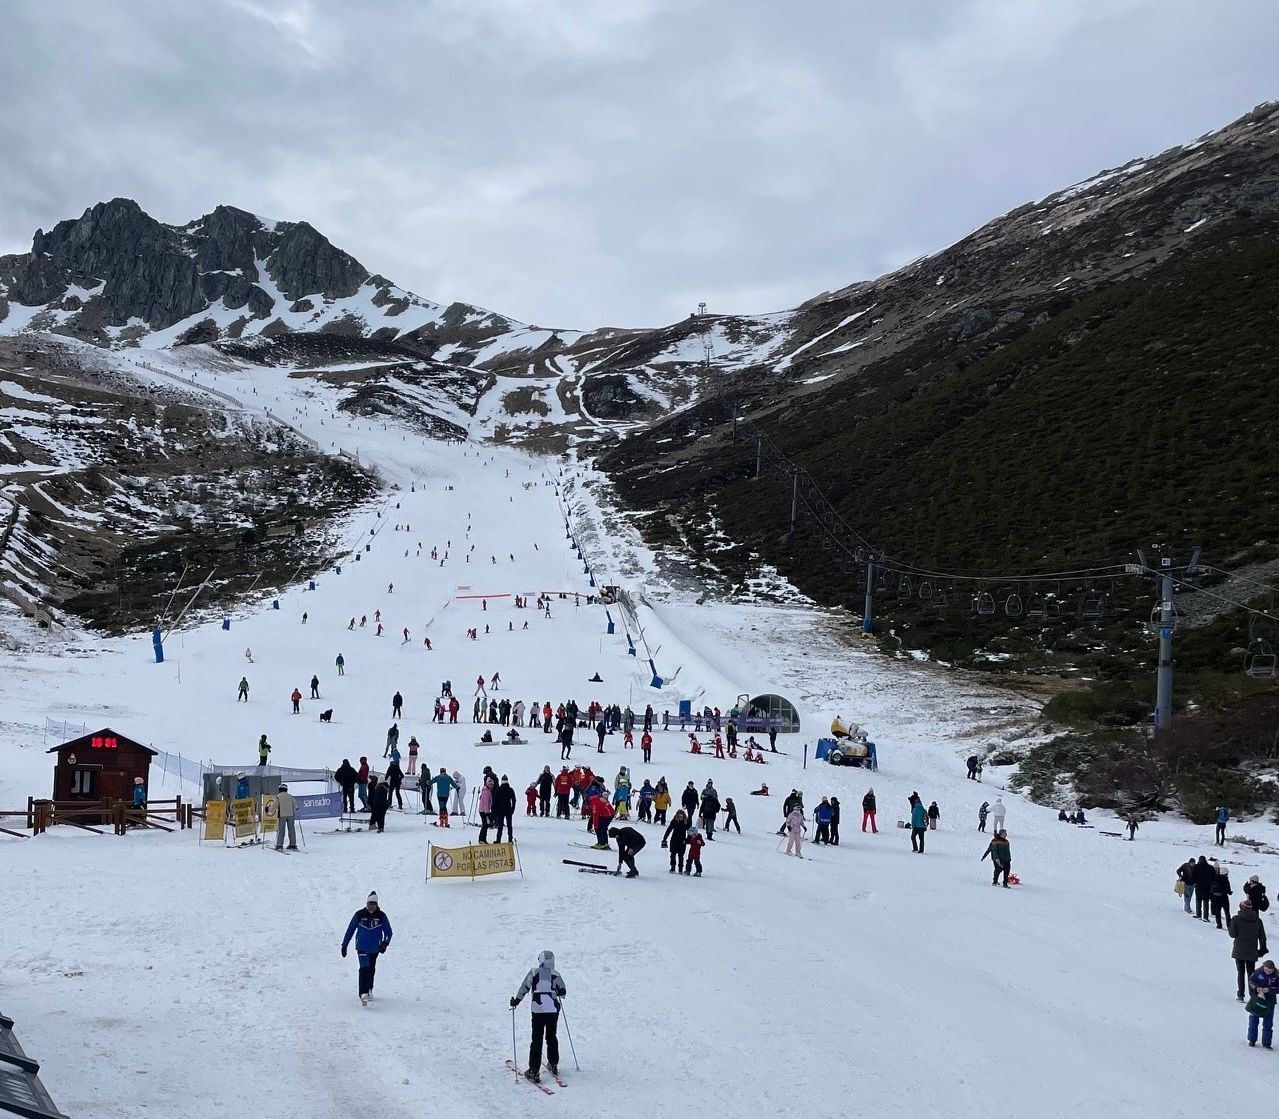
[71,769,96,796]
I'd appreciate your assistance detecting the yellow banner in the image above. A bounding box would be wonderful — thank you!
[231,797,257,839]
[260,794,278,833]
[204,800,226,841]
[428,842,516,879]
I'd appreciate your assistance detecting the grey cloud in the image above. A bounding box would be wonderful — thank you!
[0,0,1274,329]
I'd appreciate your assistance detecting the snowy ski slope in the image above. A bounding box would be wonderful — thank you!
[1,354,1275,1118]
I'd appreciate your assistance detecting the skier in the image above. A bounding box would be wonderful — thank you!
[640,730,653,763]
[662,809,690,873]
[406,736,419,776]
[1247,960,1279,1048]
[783,804,806,857]
[386,758,404,811]
[340,892,392,1007]
[861,788,877,833]
[978,801,989,833]
[384,723,399,758]
[368,775,390,832]
[586,788,616,848]
[991,797,1006,833]
[310,674,320,699]
[1231,899,1268,1001]
[554,767,573,819]
[559,721,573,760]
[273,784,298,849]
[684,826,705,876]
[257,734,271,767]
[478,778,496,843]
[982,829,1012,886]
[335,652,345,677]
[451,770,467,817]
[609,824,646,877]
[431,768,457,826]
[1215,804,1229,846]
[494,776,517,842]
[814,797,834,844]
[335,759,358,813]
[910,798,928,853]
[510,951,567,1083]
[927,801,940,831]
[392,691,403,719]
[237,676,250,702]
[537,766,554,817]
[525,783,538,817]
[291,687,302,714]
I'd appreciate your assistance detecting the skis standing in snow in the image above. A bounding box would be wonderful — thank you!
[510,950,567,1084]
[340,892,393,1006]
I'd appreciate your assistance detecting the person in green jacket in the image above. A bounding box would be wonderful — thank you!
[335,653,345,677]
[982,831,1012,886]
[431,768,457,827]
[910,799,928,853]
[237,676,250,702]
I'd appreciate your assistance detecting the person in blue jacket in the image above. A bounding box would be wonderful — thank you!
[431,768,457,826]
[910,798,929,853]
[1215,805,1229,846]
[1247,959,1279,1048]
[132,777,146,809]
[813,797,835,844]
[341,891,393,1006]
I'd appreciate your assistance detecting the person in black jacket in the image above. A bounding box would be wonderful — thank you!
[385,759,404,810]
[335,758,358,813]
[494,775,517,842]
[830,797,841,845]
[1210,863,1234,929]
[1230,899,1268,1000]
[368,775,390,832]
[1245,875,1270,913]
[609,825,645,877]
[661,810,689,873]
[1192,856,1216,922]
[681,782,699,821]
[699,784,721,840]
[536,766,554,817]
[595,718,607,753]
[559,722,573,761]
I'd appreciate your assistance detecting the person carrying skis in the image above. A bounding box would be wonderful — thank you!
[784,805,806,857]
[910,798,928,853]
[685,826,705,876]
[978,801,989,833]
[609,824,646,877]
[1246,960,1279,1048]
[340,891,392,1006]
[237,676,250,702]
[662,809,690,873]
[927,801,940,831]
[291,687,302,714]
[431,768,457,826]
[861,788,877,833]
[814,797,834,845]
[1215,804,1229,846]
[982,830,1012,886]
[510,950,567,1083]
[1231,899,1269,1001]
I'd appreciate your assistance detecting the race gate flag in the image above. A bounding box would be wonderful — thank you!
[427,841,519,882]
[294,791,342,820]
[203,800,227,842]
[230,797,257,840]
[260,794,279,833]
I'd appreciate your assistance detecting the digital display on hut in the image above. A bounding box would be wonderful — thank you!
[90,735,119,749]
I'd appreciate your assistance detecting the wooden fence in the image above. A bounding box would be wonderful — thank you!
[5,796,194,838]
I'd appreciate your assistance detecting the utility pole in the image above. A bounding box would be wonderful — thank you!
[789,471,800,534]
[755,435,762,479]
[862,558,876,633]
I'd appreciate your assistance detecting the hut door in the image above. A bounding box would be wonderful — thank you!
[100,772,130,805]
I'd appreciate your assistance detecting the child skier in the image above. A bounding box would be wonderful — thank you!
[685,826,705,876]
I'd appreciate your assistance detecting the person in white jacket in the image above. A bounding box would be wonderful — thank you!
[510,950,567,1083]
[991,797,1006,833]
[452,770,467,816]
[274,784,298,850]
[784,806,807,857]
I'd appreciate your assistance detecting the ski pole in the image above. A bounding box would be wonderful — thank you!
[511,1006,519,1076]
[559,1004,581,1070]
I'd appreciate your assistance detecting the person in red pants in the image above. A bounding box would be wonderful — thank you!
[525,784,538,816]
[861,788,878,832]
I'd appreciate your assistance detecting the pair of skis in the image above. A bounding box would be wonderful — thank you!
[505,1059,567,1093]
[563,858,619,876]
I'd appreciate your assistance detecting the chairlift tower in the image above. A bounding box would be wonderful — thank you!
[1135,545,1200,734]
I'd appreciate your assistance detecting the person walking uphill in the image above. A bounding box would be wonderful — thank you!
[1211,863,1234,930]
[1231,900,1268,1001]
[340,892,392,1007]
[1192,855,1216,922]
[861,789,877,833]
[910,798,928,853]
[510,951,567,1083]
[1177,858,1198,915]
[982,830,1012,886]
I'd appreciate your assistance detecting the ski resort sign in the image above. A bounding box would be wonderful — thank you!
[427,841,519,881]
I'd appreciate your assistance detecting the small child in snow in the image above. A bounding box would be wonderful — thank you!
[525,785,538,816]
[685,827,705,877]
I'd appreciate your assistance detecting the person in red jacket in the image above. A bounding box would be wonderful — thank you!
[640,731,653,763]
[525,784,538,816]
[587,792,615,848]
[685,826,706,877]
[291,687,302,714]
[448,696,460,723]
[688,734,701,754]
[542,702,553,730]
[553,767,573,819]
[713,735,725,759]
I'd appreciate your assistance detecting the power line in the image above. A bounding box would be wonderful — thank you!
[1179,581,1279,626]
[1197,564,1279,598]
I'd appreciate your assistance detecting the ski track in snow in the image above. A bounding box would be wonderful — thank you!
[0,350,1276,1117]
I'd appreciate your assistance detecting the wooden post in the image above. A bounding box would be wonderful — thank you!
[175,794,184,829]
[26,795,34,831]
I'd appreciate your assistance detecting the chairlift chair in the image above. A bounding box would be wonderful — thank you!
[1027,595,1047,618]
[1005,593,1024,618]
[975,591,996,616]
[1246,639,1277,679]
[897,576,913,600]
[919,581,934,601]
[1082,597,1105,620]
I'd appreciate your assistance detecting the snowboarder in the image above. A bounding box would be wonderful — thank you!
[982,830,1012,886]
[340,892,392,1006]
[291,687,302,714]
[274,784,298,849]
[1215,804,1229,846]
[862,789,877,833]
[1231,899,1268,1001]
[392,691,403,719]
[510,951,567,1083]
[991,797,1006,833]
[310,674,320,699]
[910,798,928,853]
[784,805,806,857]
[609,825,646,877]
[1247,960,1279,1048]
[237,676,250,702]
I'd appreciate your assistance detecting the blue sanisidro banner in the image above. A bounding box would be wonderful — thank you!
[294,791,343,820]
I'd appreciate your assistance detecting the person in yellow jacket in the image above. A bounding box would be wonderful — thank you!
[654,778,672,825]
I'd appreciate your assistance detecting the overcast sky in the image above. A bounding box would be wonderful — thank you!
[1,0,1274,328]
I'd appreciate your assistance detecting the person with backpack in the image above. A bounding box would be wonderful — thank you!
[1177,858,1198,915]
[684,826,705,876]
[340,891,392,1006]
[1215,804,1229,846]
[510,951,567,1083]
[910,798,928,853]
[609,824,646,877]
[982,830,1012,887]
[861,789,877,833]
[1246,960,1279,1048]
[814,797,834,845]
[1245,875,1270,913]
[662,809,690,873]
[1230,899,1269,1001]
